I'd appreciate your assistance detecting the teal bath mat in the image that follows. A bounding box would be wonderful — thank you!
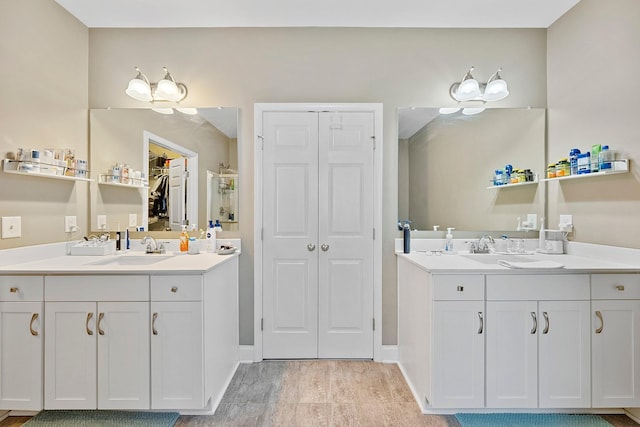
[455,413,612,427]
[23,410,180,427]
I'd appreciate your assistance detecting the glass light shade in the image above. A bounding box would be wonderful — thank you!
[151,107,174,115]
[154,79,181,101]
[439,107,461,114]
[462,107,486,115]
[125,78,152,102]
[454,79,480,101]
[482,79,509,101]
[176,107,198,115]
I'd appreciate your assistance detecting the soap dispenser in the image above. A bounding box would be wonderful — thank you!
[444,227,456,253]
[402,221,411,254]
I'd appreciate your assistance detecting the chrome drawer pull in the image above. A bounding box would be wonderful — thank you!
[477,312,483,334]
[457,286,464,292]
[615,285,625,291]
[530,312,537,334]
[86,312,94,336]
[542,312,549,334]
[595,311,604,334]
[171,286,178,293]
[30,313,39,336]
[10,287,19,293]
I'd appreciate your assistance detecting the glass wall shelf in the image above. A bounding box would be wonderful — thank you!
[2,159,92,182]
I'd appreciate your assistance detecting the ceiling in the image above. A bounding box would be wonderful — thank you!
[55,0,581,29]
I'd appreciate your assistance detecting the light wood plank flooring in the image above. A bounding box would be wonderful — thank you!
[1,360,638,426]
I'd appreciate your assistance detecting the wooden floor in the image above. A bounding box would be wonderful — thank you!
[1,360,638,426]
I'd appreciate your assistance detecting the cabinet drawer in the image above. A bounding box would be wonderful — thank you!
[433,275,484,300]
[45,276,149,301]
[486,274,590,300]
[151,275,202,301]
[592,274,640,299]
[0,276,43,301]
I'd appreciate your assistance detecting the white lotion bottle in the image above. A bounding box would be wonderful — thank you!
[206,220,216,253]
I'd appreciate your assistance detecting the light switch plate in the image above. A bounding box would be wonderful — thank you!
[97,215,107,230]
[64,216,77,233]
[129,214,137,228]
[1,216,22,239]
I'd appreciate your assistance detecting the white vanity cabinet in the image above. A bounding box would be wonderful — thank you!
[486,274,591,409]
[591,274,640,408]
[397,257,485,409]
[44,276,150,410]
[0,276,43,411]
[151,256,239,410]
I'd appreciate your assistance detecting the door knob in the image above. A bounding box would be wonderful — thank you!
[321,244,330,252]
[307,244,316,251]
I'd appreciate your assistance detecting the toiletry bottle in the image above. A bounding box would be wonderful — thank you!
[445,228,455,253]
[125,228,130,250]
[115,225,121,251]
[402,221,411,254]
[206,220,216,253]
[179,225,189,252]
[599,145,613,170]
[569,148,581,175]
[214,219,223,233]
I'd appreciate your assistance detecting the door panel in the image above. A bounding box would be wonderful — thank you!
[169,157,186,231]
[318,112,374,358]
[263,112,319,359]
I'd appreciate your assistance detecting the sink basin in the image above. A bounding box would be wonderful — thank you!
[87,255,173,266]
[460,254,538,265]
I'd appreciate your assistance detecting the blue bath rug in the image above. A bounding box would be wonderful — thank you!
[455,413,612,427]
[23,410,180,427]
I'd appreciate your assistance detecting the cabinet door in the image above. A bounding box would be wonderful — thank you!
[97,302,150,409]
[151,301,203,409]
[592,300,640,407]
[44,302,97,409]
[433,301,484,408]
[486,301,538,408]
[538,301,591,408]
[0,302,42,410]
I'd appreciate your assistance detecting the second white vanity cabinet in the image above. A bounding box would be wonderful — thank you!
[0,276,44,411]
[486,274,591,409]
[44,276,150,410]
[591,274,640,408]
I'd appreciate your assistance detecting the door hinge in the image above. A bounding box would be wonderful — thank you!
[257,135,264,150]
[373,318,375,331]
[261,318,264,331]
[370,136,376,150]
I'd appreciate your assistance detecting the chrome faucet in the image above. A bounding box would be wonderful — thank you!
[141,236,165,254]
[476,235,495,253]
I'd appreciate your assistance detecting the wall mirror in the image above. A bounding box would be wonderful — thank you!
[89,107,238,234]
[398,107,545,232]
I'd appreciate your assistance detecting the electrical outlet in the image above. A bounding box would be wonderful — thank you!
[97,215,107,230]
[64,216,77,233]
[129,214,137,228]
[1,216,22,239]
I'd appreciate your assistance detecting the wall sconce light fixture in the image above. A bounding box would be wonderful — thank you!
[125,66,188,103]
[449,66,509,103]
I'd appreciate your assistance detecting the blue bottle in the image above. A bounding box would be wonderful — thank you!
[403,221,411,254]
[569,148,580,175]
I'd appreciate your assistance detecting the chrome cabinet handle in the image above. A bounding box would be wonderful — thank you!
[321,244,330,252]
[542,312,549,334]
[477,312,484,334]
[86,312,94,336]
[171,286,178,293]
[98,312,105,336]
[595,310,604,334]
[307,244,316,252]
[10,287,19,293]
[30,313,39,336]
[530,312,537,334]
[616,285,625,291]
[152,312,158,335]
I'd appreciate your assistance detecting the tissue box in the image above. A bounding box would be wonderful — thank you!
[70,240,116,256]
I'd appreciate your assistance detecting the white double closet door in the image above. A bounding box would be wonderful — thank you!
[262,110,375,359]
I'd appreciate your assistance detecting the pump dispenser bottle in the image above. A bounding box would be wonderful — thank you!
[179,225,189,252]
[402,221,411,254]
[445,227,456,253]
[206,220,216,253]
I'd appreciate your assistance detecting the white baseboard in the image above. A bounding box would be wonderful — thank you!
[238,345,255,363]
[380,345,398,363]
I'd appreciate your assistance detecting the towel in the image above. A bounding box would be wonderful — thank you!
[498,260,565,269]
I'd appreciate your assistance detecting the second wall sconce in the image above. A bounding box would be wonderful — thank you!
[449,66,509,103]
[125,66,188,103]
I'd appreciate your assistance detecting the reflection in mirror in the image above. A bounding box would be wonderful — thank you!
[90,107,238,234]
[398,107,545,231]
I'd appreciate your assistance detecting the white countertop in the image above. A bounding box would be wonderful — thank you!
[0,239,241,275]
